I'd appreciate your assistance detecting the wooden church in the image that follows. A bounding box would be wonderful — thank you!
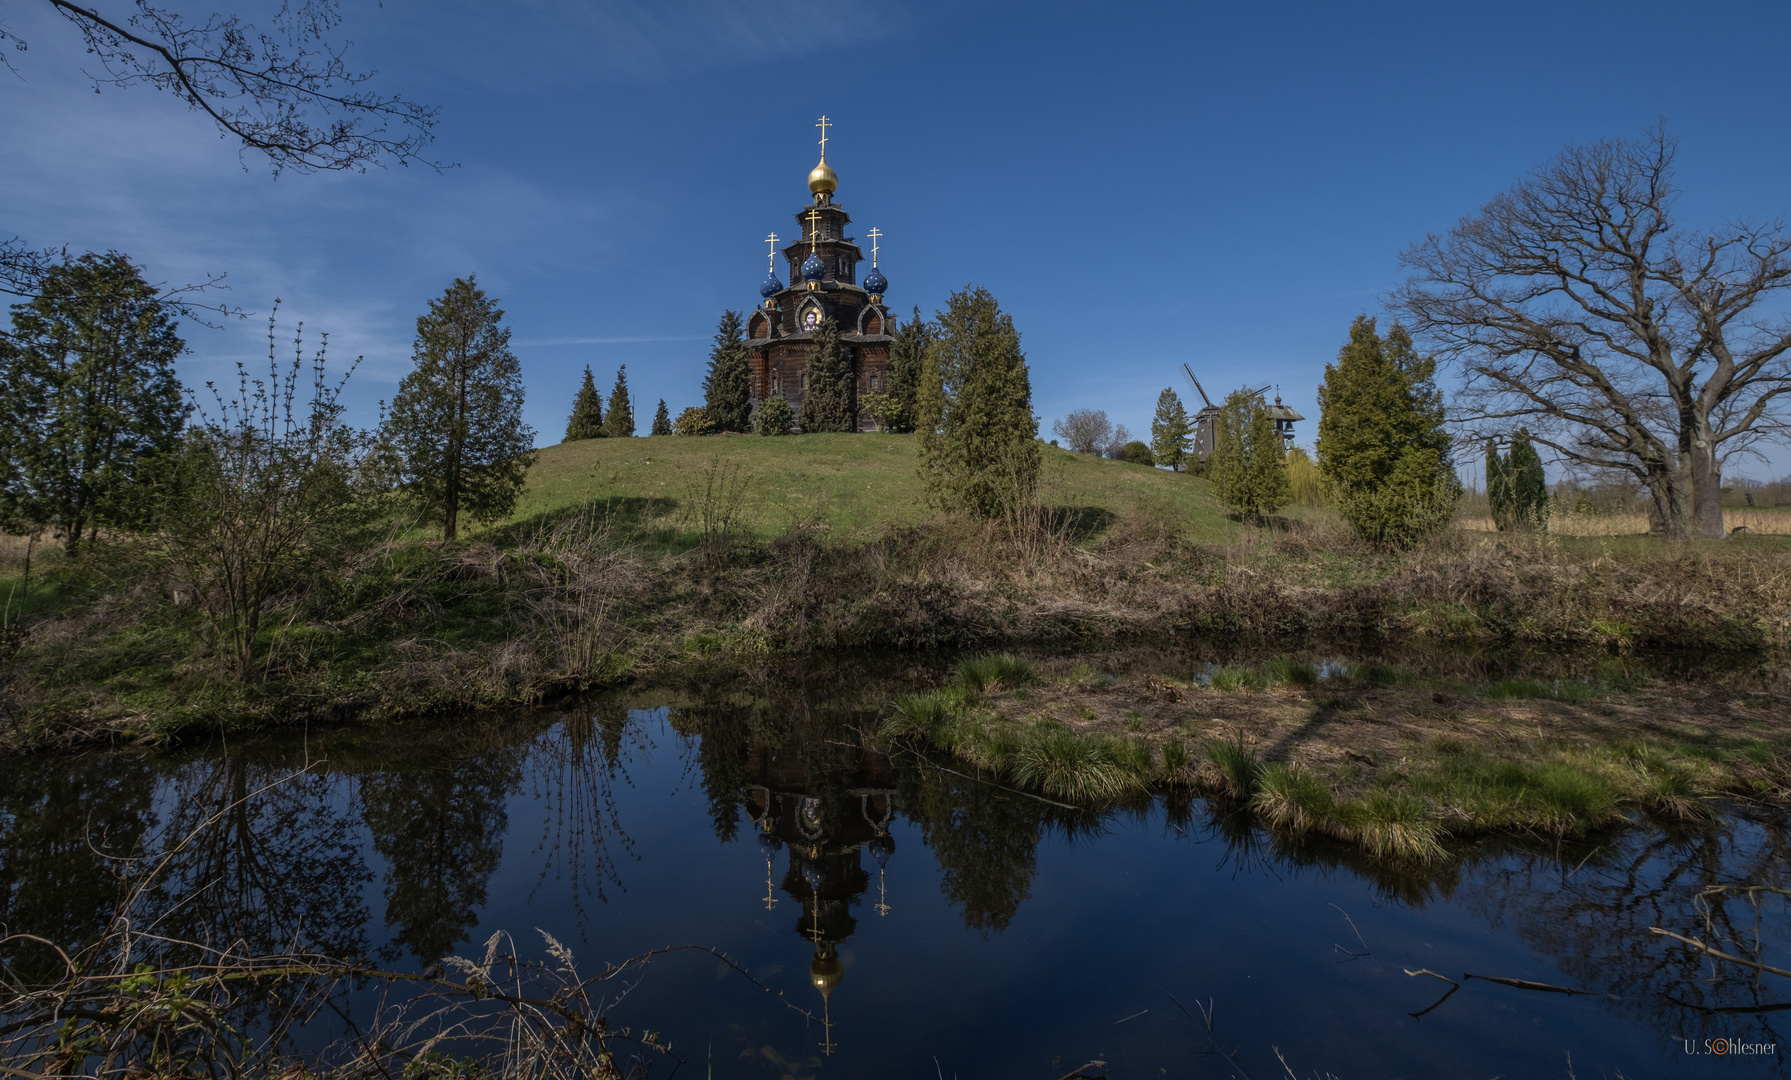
[744,118,895,431]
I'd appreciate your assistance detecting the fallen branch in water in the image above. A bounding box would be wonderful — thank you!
[1463,973,1597,996]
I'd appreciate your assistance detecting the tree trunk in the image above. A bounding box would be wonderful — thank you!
[1687,415,1727,539]
[21,533,35,599]
[1641,461,1689,540]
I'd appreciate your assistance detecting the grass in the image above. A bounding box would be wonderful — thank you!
[508,433,1279,544]
[875,643,1791,864]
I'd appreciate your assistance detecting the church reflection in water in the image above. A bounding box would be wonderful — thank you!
[741,737,898,1056]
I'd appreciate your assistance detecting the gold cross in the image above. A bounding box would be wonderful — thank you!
[807,206,821,253]
[815,115,831,159]
[866,227,882,266]
[765,232,779,271]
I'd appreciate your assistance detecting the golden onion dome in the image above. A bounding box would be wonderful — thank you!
[809,950,844,1001]
[808,157,838,195]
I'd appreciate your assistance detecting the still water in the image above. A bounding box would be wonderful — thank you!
[3,656,1789,1078]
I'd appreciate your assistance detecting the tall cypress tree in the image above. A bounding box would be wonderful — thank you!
[882,307,928,434]
[1508,433,1549,530]
[650,398,672,436]
[1486,439,1513,528]
[916,287,1039,518]
[798,316,856,432]
[603,365,634,437]
[1,253,187,549]
[1316,315,1456,544]
[385,276,537,541]
[1149,387,1191,471]
[564,365,605,441]
[703,310,752,433]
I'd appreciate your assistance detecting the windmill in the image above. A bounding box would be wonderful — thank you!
[1180,365,1302,458]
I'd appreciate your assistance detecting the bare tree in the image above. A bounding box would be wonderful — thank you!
[1052,408,1112,455]
[1391,126,1791,539]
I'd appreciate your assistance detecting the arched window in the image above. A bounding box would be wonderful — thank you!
[869,374,880,391]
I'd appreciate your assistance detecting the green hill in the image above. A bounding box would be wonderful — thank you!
[509,433,1269,542]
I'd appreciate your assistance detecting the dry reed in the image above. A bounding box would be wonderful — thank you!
[1457,507,1791,536]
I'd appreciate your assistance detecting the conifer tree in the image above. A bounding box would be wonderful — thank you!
[385,276,537,540]
[650,398,672,436]
[1486,440,1512,528]
[1209,389,1290,521]
[563,365,605,441]
[1149,387,1192,471]
[1316,315,1456,544]
[603,365,634,437]
[798,317,856,432]
[756,394,793,436]
[0,253,187,550]
[916,287,1040,518]
[702,310,752,432]
[882,307,928,433]
[1488,433,1548,530]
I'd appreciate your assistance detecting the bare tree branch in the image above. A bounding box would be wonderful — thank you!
[2,0,444,175]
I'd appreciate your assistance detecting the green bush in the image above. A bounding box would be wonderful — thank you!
[1114,441,1155,467]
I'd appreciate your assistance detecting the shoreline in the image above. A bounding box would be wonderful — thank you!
[873,652,1791,861]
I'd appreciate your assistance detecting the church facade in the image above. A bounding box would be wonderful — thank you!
[744,120,895,431]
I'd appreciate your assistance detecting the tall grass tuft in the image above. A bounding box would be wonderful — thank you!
[1632,755,1713,821]
[881,692,953,741]
[1208,737,1263,799]
[958,652,1040,694]
[1338,789,1446,863]
[1262,656,1320,688]
[1011,726,1139,802]
[1252,764,1334,834]
[1161,738,1190,779]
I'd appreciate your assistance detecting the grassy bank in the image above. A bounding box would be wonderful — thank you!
[874,650,1791,860]
[2,434,1788,750]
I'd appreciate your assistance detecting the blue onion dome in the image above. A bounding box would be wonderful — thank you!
[862,265,888,295]
[760,269,784,297]
[868,833,895,868]
[801,251,826,282]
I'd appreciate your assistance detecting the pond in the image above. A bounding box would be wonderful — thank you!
[3,651,1789,1077]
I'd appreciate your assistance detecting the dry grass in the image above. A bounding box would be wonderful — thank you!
[1457,507,1791,536]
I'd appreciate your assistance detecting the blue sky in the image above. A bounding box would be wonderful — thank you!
[5,0,1791,480]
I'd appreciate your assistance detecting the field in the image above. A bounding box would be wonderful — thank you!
[509,432,1322,543]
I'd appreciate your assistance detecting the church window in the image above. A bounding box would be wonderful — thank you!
[870,374,879,391]
[801,371,809,390]
[772,370,781,392]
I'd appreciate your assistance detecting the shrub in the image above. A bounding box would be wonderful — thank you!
[1114,441,1155,467]
[755,395,793,436]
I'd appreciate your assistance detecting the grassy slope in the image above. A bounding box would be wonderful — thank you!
[507,433,1305,543]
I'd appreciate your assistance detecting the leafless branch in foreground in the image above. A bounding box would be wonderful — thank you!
[2,0,444,175]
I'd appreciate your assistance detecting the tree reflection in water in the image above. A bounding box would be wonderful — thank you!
[522,703,641,920]
[0,754,158,984]
[360,734,523,966]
